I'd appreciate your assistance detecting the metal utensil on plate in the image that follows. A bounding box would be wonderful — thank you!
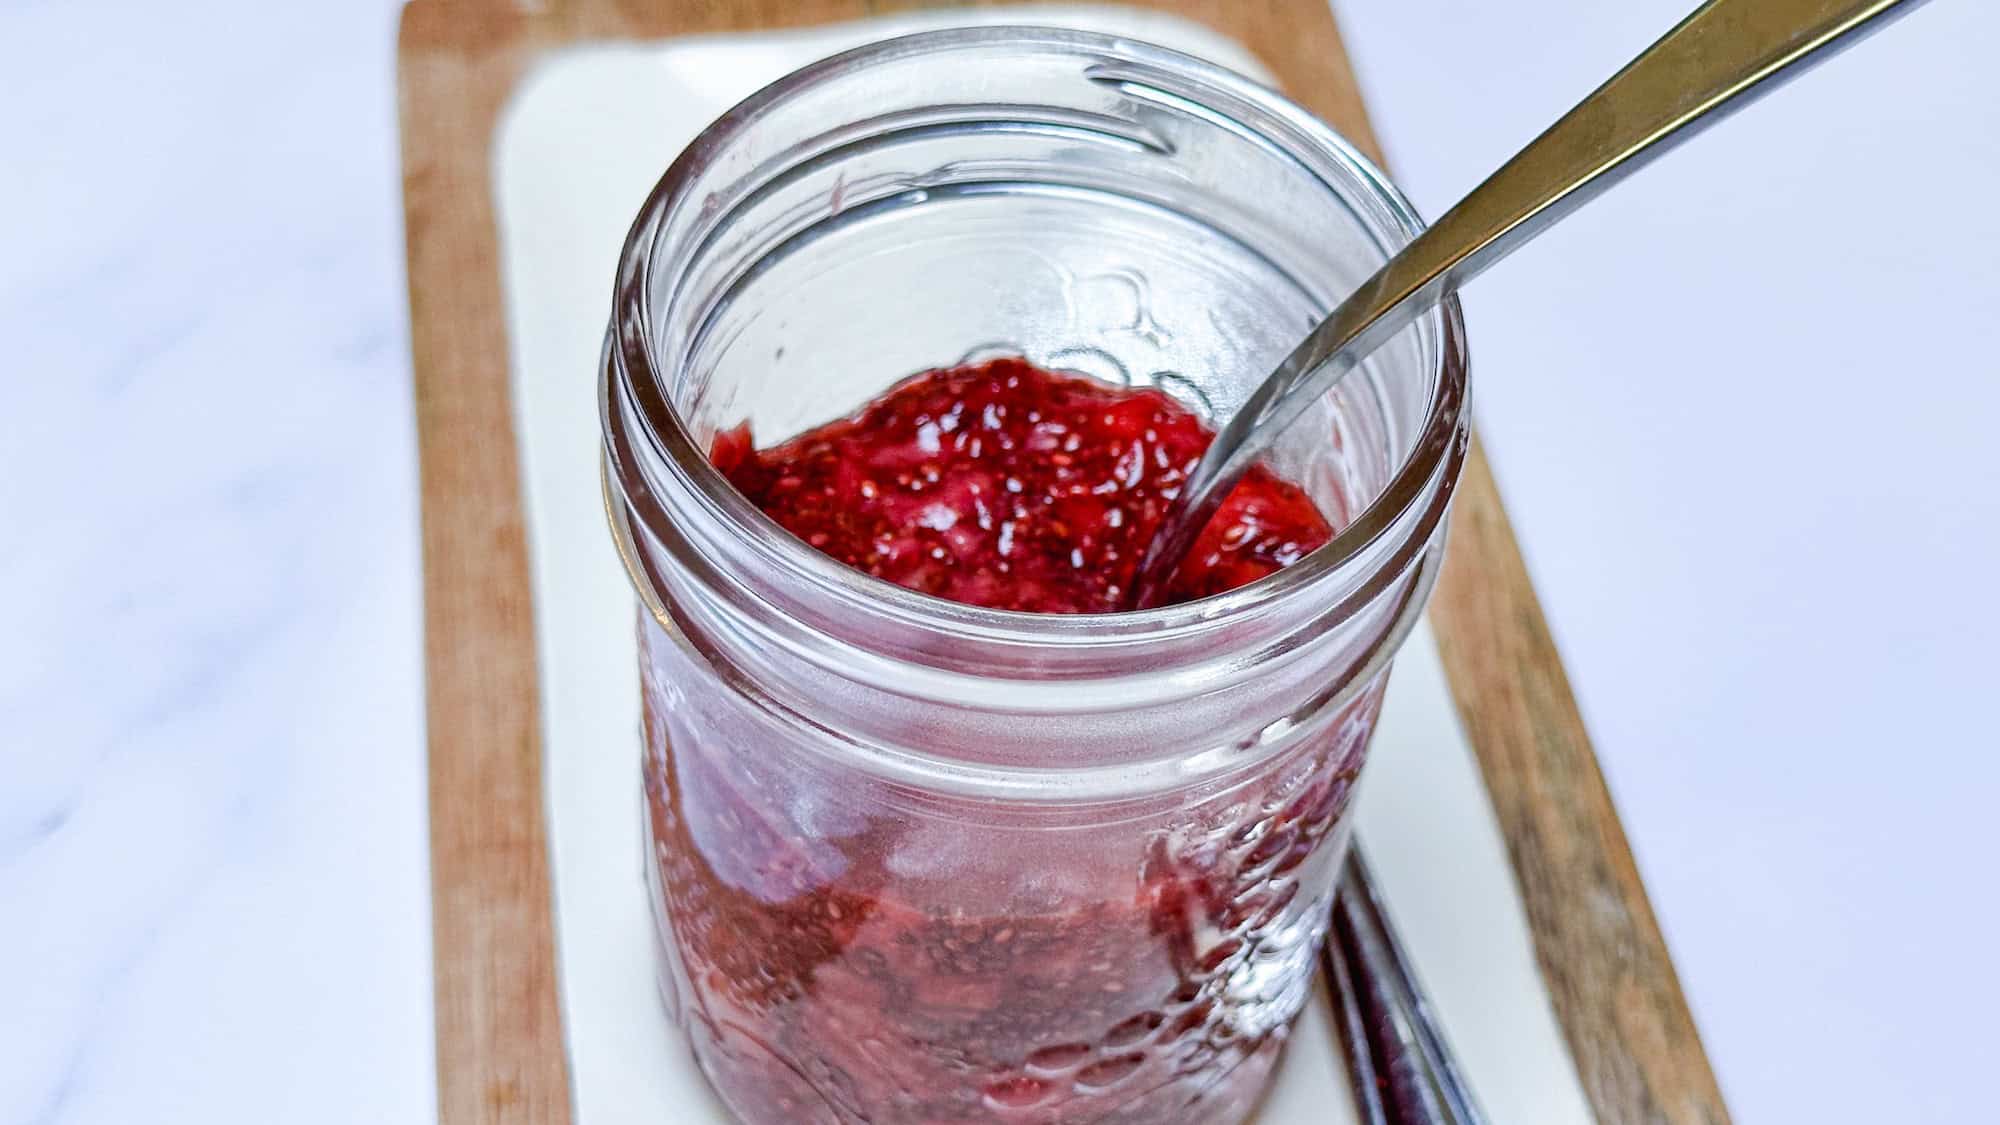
[1326,850,1489,1125]
[1119,1,1931,1119]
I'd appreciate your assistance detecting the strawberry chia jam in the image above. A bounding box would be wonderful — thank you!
[641,358,1387,1122]
[709,358,1332,612]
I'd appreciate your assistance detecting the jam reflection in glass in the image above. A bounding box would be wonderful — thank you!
[644,359,1382,1122]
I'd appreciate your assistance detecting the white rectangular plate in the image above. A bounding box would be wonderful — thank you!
[493,7,1593,1122]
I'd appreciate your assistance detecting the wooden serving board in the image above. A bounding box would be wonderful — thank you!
[397,2,1730,1123]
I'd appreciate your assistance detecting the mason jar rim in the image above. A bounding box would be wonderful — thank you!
[603,25,1470,653]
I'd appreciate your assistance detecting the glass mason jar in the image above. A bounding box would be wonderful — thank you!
[601,27,1468,1125]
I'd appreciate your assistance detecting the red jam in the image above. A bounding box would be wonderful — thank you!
[710,357,1333,612]
[646,359,1371,1123]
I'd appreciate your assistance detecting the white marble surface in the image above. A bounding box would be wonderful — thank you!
[2,2,1995,1124]
[0,3,430,1123]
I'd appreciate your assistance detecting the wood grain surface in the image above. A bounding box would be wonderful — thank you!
[397,1,1729,1122]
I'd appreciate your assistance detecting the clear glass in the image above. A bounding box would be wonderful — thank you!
[601,27,1469,1125]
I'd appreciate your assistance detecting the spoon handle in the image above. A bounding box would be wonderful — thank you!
[1325,848,1489,1125]
[1129,0,1928,608]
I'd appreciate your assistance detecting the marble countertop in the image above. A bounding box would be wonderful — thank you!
[4,1,1994,1122]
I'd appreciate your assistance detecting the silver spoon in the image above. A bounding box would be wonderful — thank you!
[1128,0,1929,611]
[1121,1,1931,1120]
